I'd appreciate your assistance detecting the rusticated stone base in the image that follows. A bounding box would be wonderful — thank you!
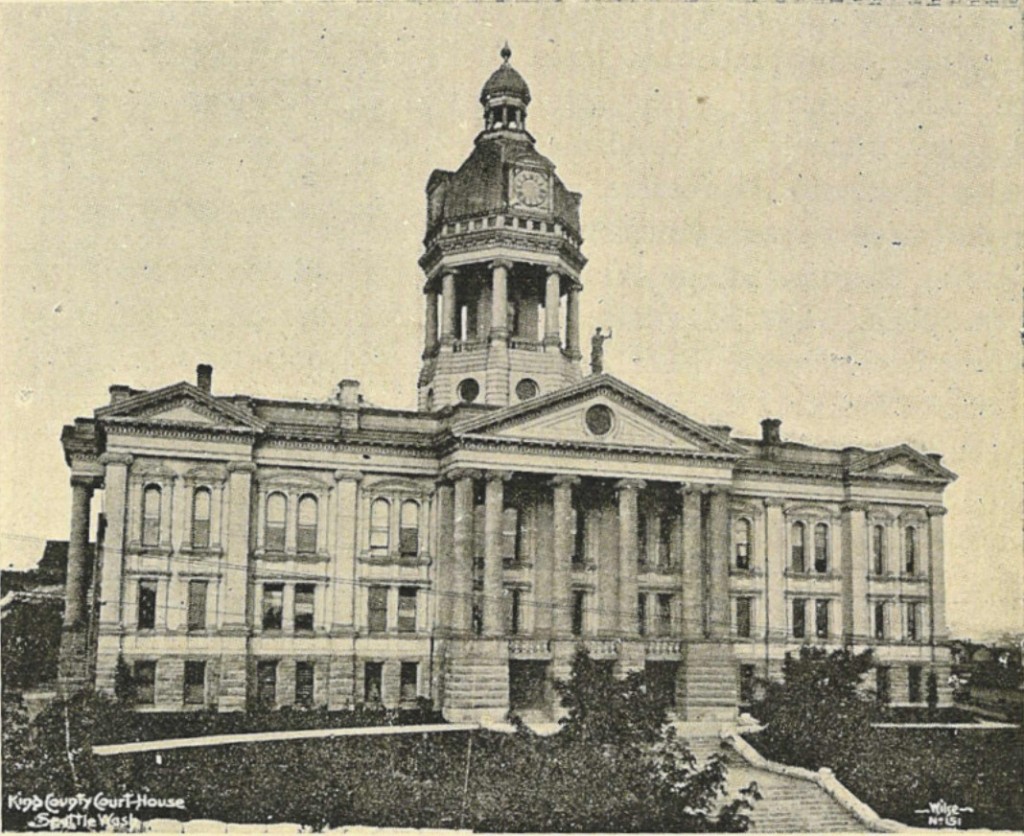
[57,627,91,696]
[442,637,509,723]
[676,642,738,722]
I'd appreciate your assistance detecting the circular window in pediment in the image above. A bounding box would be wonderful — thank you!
[458,378,480,404]
[585,404,614,436]
[515,378,539,401]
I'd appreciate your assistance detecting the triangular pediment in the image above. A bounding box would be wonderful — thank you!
[454,375,743,455]
[850,444,956,482]
[95,382,265,432]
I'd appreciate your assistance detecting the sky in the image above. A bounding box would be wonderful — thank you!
[1,2,1021,639]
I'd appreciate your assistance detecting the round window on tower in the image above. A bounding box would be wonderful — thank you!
[515,378,539,401]
[458,378,480,404]
[585,404,614,436]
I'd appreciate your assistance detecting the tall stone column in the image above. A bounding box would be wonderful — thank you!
[544,268,561,347]
[840,501,870,645]
[331,470,362,632]
[423,290,439,356]
[483,471,510,636]
[222,462,256,631]
[566,287,581,359]
[451,470,479,633]
[927,506,949,641]
[764,498,787,650]
[63,477,96,628]
[616,480,645,635]
[706,486,731,639]
[679,485,704,640]
[435,481,455,630]
[551,475,579,635]
[440,270,457,345]
[487,260,512,405]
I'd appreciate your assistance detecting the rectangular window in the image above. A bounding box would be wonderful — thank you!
[814,526,829,573]
[637,593,647,636]
[792,598,806,639]
[400,661,418,702]
[294,584,315,632]
[397,587,417,633]
[134,661,156,704]
[262,584,284,631]
[191,490,211,550]
[368,586,388,633]
[906,602,920,641]
[736,541,750,571]
[572,504,586,566]
[739,664,756,704]
[187,580,207,632]
[506,588,521,636]
[364,661,383,703]
[876,666,891,704]
[256,660,277,709]
[874,602,886,640]
[908,665,923,703]
[502,507,519,565]
[872,526,886,575]
[656,593,673,637]
[736,597,752,639]
[400,501,420,558]
[296,524,317,554]
[815,599,830,639]
[571,590,585,637]
[295,661,315,708]
[138,580,157,630]
[183,660,206,705]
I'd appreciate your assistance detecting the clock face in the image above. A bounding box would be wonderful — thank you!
[512,169,550,210]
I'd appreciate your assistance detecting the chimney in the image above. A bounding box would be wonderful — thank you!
[338,379,361,409]
[196,364,213,393]
[710,424,732,438]
[109,384,131,405]
[927,453,943,465]
[761,418,782,445]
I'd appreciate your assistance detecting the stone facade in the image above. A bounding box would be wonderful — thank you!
[57,48,956,721]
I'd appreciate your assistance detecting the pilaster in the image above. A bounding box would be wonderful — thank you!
[927,506,949,642]
[764,498,787,644]
[551,475,579,636]
[451,470,480,633]
[616,479,645,635]
[840,501,870,645]
[223,461,256,632]
[331,469,362,632]
[483,471,511,636]
[679,485,704,640]
[97,453,132,631]
[706,486,731,639]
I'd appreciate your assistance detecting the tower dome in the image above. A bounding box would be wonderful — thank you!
[480,44,531,106]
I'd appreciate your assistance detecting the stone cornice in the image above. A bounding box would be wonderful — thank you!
[102,422,256,445]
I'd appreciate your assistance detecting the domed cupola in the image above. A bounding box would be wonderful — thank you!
[416,45,587,412]
[480,44,531,134]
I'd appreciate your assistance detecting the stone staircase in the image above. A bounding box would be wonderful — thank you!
[676,644,738,721]
[681,731,884,833]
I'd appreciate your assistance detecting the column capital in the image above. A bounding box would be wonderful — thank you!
[677,482,705,496]
[98,452,133,467]
[616,478,646,493]
[706,484,730,497]
[448,467,483,483]
[550,474,581,488]
[926,505,948,517]
[545,265,561,276]
[484,469,513,483]
[442,266,460,278]
[333,469,364,483]
[840,501,870,513]
[489,259,514,272]
[70,474,100,490]
[763,496,787,508]
[226,461,258,474]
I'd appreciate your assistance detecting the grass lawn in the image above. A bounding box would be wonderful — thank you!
[746,726,1023,831]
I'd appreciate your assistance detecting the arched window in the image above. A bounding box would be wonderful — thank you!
[297,494,318,554]
[872,525,886,575]
[370,498,390,555]
[904,526,917,575]
[791,522,806,573]
[265,493,287,552]
[191,488,211,549]
[734,518,752,571]
[399,499,420,557]
[814,523,829,573]
[142,485,162,547]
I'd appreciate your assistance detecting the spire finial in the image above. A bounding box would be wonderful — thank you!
[501,42,512,63]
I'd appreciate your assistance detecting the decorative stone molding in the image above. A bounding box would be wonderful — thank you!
[763,496,787,507]
[839,501,870,513]
[333,469,364,482]
[225,461,257,473]
[99,452,134,466]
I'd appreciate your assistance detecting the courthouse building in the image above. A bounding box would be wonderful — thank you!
[58,47,956,721]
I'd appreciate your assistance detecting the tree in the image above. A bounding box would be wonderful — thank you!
[751,646,877,769]
[113,654,137,707]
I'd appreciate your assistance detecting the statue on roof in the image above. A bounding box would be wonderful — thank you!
[590,326,612,375]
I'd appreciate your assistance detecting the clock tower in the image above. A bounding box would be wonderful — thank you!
[417,46,586,410]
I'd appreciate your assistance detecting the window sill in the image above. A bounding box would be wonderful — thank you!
[127,544,173,557]
[899,574,929,583]
[729,568,764,578]
[358,553,432,567]
[255,549,330,563]
[638,564,679,575]
[178,546,225,558]
[784,570,842,581]
[571,562,597,573]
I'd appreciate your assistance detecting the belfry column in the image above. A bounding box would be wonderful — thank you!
[483,471,510,636]
[424,290,439,356]
[551,475,578,636]
[440,270,457,345]
[487,260,512,404]
[544,268,561,348]
[566,287,582,359]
